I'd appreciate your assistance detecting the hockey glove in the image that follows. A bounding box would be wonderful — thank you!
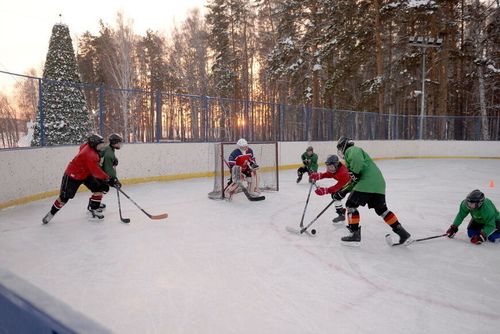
[348,171,361,183]
[109,177,122,189]
[331,191,345,201]
[112,157,119,166]
[446,225,459,238]
[249,161,259,171]
[315,187,329,196]
[309,172,322,181]
[470,232,486,245]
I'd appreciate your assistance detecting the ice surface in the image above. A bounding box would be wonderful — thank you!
[1,158,499,333]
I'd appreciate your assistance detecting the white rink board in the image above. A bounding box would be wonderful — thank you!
[1,140,499,206]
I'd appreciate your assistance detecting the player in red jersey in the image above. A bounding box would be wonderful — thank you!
[42,134,117,224]
[309,155,352,223]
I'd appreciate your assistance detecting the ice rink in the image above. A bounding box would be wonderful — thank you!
[1,158,499,333]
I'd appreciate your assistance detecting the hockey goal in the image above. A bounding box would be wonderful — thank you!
[208,141,279,199]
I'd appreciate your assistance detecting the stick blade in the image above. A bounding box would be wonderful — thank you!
[286,226,316,237]
[248,196,265,201]
[150,213,168,220]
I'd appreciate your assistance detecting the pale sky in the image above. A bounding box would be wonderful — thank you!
[0,0,206,93]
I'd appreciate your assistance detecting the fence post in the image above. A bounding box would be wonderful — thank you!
[98,87,104,135]
[305,106,311,141]
[38,79,45,147]
[278,104,282,141]
[204,96,210,142]
[155,92,161,142]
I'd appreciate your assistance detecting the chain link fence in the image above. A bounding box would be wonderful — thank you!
[1,71,499,148]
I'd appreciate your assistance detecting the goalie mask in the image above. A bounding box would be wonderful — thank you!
[237,138,248,153]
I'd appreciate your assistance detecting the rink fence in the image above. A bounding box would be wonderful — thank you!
[1,70,499,149]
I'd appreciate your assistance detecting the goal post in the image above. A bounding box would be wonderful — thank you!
[208,141,279,199]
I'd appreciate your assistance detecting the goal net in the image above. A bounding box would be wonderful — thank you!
[208,141,279,199]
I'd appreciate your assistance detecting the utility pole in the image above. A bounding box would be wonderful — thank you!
[408,36,443,139]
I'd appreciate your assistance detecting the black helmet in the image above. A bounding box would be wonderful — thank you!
[466,189,485,210]
[325,155,340,170]
[306,146,314,152]
[337,136,354,157]
[109,133,123,146]
[87,134,104,149]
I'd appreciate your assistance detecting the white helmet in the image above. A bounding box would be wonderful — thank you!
[237,138,248,149]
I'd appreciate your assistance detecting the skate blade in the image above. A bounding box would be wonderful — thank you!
[341,240,361,247]
[87,213,104,221]
[402,237,414,246]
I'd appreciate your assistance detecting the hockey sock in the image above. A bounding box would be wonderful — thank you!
[89,195,103,210]
[347,208,360,229]
[50,200,64,215]
[380,210,399,227]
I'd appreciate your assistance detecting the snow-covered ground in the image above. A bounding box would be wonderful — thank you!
[0,158,499,333]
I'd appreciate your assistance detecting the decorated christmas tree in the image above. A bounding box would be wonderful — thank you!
[31,23,92,146]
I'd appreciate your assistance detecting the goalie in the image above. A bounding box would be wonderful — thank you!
[224,138,265,201]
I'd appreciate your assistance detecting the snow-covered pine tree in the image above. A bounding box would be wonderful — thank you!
[31,23,92,146]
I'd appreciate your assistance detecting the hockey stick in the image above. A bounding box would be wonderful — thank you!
[299,180,316,229]
[240,184,266,201]
[286,199,336,235]
[385,233,447,246]
[118,188,168,220]
[116,188,130,223]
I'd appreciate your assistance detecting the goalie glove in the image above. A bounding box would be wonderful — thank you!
[231,165,243,184]
[249,161,259,171]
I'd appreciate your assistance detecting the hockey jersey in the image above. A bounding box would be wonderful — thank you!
[228,147,256,172]
[65,143,109,181]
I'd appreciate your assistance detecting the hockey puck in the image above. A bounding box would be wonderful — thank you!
[311,229,316,235]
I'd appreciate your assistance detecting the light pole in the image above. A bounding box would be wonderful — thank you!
[408,36,443,139]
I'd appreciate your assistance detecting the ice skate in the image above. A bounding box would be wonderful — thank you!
[296,174,303,183]
[42,212,54,224]
[88,209,105,221]
[341,226,361,246]
[392,223,413,245]
[87,202,106,213]
[332,208,346,224]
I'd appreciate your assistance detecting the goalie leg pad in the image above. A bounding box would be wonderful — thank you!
[231,166,243,184]
[224,181,241,200]
[248,171,262,197]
